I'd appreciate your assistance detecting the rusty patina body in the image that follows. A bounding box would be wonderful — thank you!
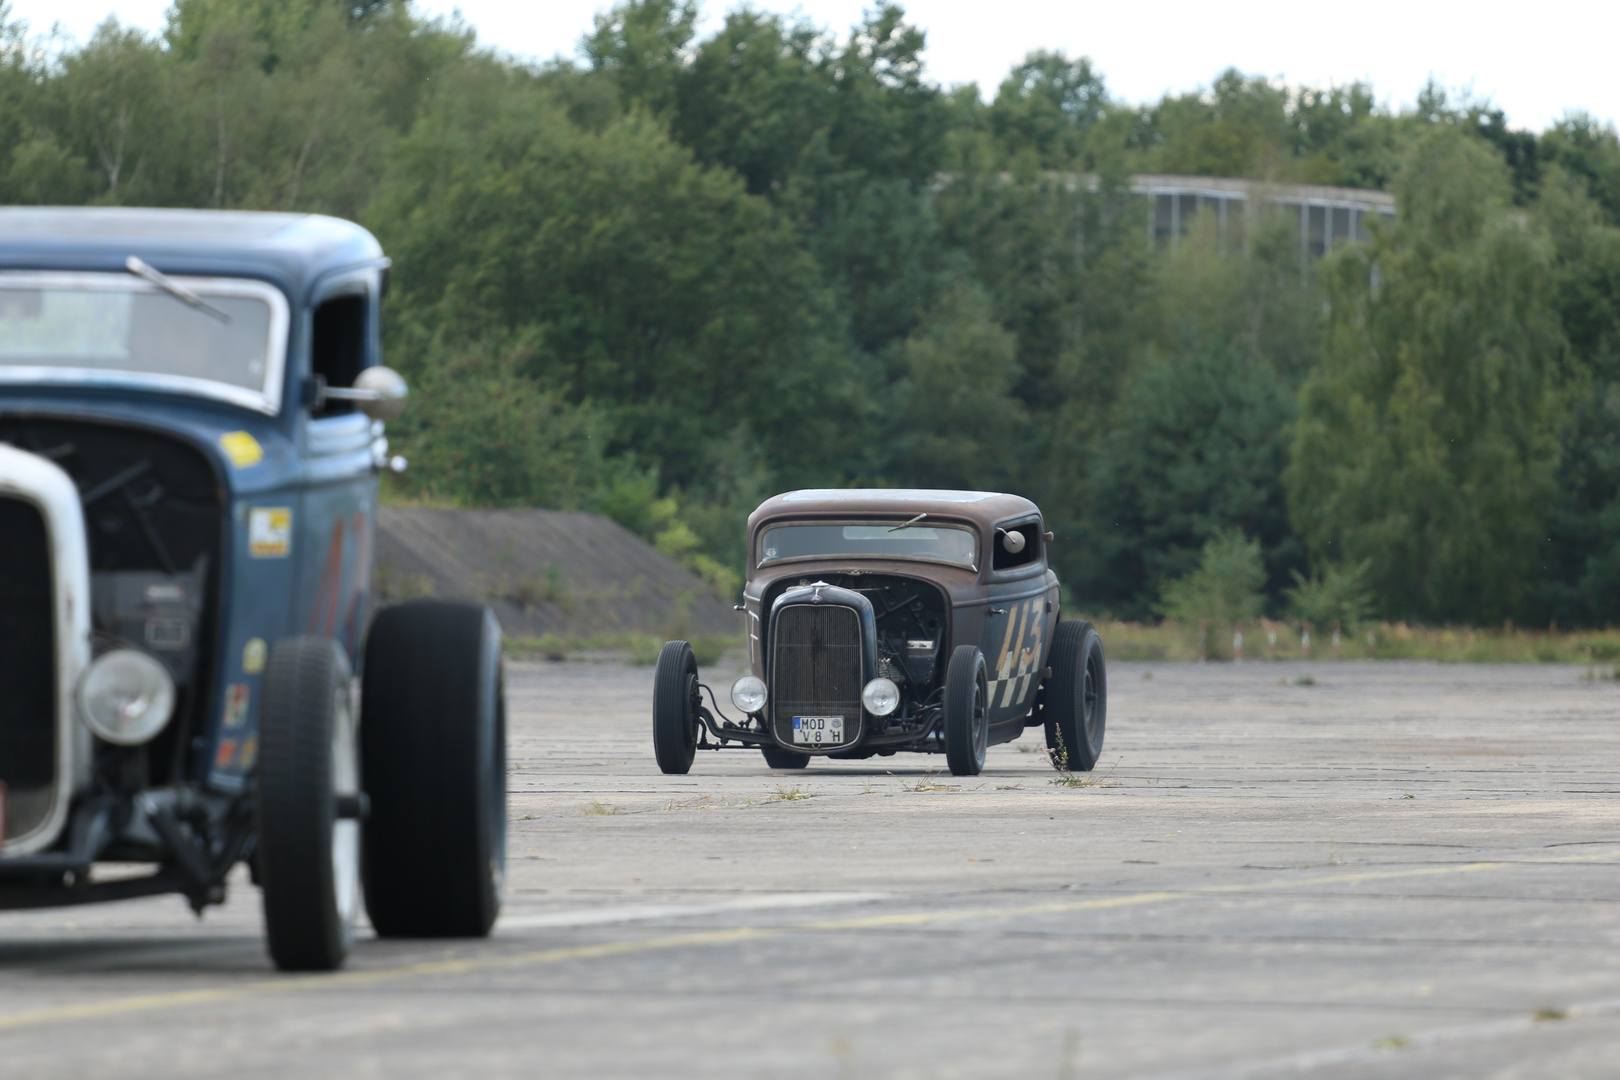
[653,488,1105,775]
[741,489,1059,753]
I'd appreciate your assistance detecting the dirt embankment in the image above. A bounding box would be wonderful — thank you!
[374,507,740,639]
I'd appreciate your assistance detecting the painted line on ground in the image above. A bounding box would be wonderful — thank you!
[496,892,890,930]
[0,851,1613,1033]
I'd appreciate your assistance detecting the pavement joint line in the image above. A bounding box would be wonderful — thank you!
[0,850,1613,1033]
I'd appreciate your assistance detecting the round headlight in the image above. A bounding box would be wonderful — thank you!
[862,677,900,717]
[730,675,768,714]
[77,649,176,746]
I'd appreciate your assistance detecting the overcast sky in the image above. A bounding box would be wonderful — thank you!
[7,0,1615,131]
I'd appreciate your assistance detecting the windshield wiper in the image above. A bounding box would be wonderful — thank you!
[125,256,232,324]
[888,512,927,532]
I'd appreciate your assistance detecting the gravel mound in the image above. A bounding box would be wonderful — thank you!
[374,507,739,639]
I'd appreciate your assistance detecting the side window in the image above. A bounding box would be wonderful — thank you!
[311,292,366,416]
[992,521,1042,572]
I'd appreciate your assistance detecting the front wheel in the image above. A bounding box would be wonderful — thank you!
[1044,620,1107,771]
[258,637,359,972]
[944,645,988,776]
[652,641,699,774]
[361,600,506,938]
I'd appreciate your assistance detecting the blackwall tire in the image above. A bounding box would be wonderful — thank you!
[361,600,506,938]
[761,745,810,770]
[944,644,989,777]
[653,641,699,775]
[258,636,359,972]
[1044,620,1107,772]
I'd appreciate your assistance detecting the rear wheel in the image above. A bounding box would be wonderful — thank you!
[258,637,358,972]
[761,745,810,770]
[652,641,699,774]
[1044,620,1107,772]
[362,600,506,937]
[944,645,988,776]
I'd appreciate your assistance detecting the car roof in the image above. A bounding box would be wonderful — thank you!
[0,207,384,303]
[750,488,1041,531]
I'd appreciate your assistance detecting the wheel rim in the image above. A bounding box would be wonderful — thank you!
[1082,651,1101,748]
[684,670,701,748]
[330,683,360,931]
[973,668,988,763]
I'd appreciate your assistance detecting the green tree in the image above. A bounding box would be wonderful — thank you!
[386,340,607,508]
[987,50,1106,170]
[1156,528,1266,627]
[1085,339,1299,617]
[368,64,844,490]
[1287,128,1566,623]
[1533,167,1620,624]
[1285,560,1375,630]
[891,281,1029,490]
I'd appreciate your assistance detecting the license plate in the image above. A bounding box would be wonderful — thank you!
[792,715,843,746]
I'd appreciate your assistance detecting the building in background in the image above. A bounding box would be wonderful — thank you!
[1133,175,1396,257]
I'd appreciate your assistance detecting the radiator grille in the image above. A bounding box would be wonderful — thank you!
[0,497,56,840]
[771,604,862,748]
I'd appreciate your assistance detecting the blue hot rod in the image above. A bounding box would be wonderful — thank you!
[0,208,505,971]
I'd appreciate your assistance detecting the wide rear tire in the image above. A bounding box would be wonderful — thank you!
[653,641,699,774]
[944,645,989,776]
[258,637,359,972]
[361,600,506,937]
[1044,620,1107,772]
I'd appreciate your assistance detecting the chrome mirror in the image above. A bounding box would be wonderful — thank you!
[321,365,408,420]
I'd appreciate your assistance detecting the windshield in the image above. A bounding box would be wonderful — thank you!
[0,271,289,413]
[759,521,979,569]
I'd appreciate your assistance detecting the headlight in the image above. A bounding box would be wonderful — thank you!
[730,675,768,714]
[77,649,176,745]
[862,677,900,716]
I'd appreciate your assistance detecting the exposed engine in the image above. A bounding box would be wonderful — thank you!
[0,417,222,788]
[761,572,949,706]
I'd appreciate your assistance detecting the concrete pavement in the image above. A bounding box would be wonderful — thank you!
[0,657,1615,1078]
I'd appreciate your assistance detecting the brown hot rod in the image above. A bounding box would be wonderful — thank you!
[652,489,1106,777]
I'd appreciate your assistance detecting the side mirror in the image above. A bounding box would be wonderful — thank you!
[320,365,409,420]
[999,528,1026,554]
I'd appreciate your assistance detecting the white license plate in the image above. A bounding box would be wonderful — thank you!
[792,715,843,746]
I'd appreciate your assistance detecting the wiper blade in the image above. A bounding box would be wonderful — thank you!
[888,512,927,532]
[125,256,231,324]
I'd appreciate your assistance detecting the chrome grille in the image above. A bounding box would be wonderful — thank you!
[770,604,863,748]
[0,496,56,841]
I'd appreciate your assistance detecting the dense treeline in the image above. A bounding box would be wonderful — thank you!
[4,0,1620,626]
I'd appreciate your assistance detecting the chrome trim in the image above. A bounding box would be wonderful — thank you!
[0,444,92,856]
[0,271,291,415]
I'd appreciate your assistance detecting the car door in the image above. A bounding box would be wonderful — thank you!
[980,516,1050,725]
[293,275,383,665]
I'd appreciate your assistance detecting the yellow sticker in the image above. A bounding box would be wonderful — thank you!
[242,637,267,674]
[249,508,292,558]
[219,431,264,468]
[238,736,258,771]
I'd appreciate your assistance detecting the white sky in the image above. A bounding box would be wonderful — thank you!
[6,0,1616,131]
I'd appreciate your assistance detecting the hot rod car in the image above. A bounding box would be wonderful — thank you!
[653,489,1106,777]
[0,208,505,972]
